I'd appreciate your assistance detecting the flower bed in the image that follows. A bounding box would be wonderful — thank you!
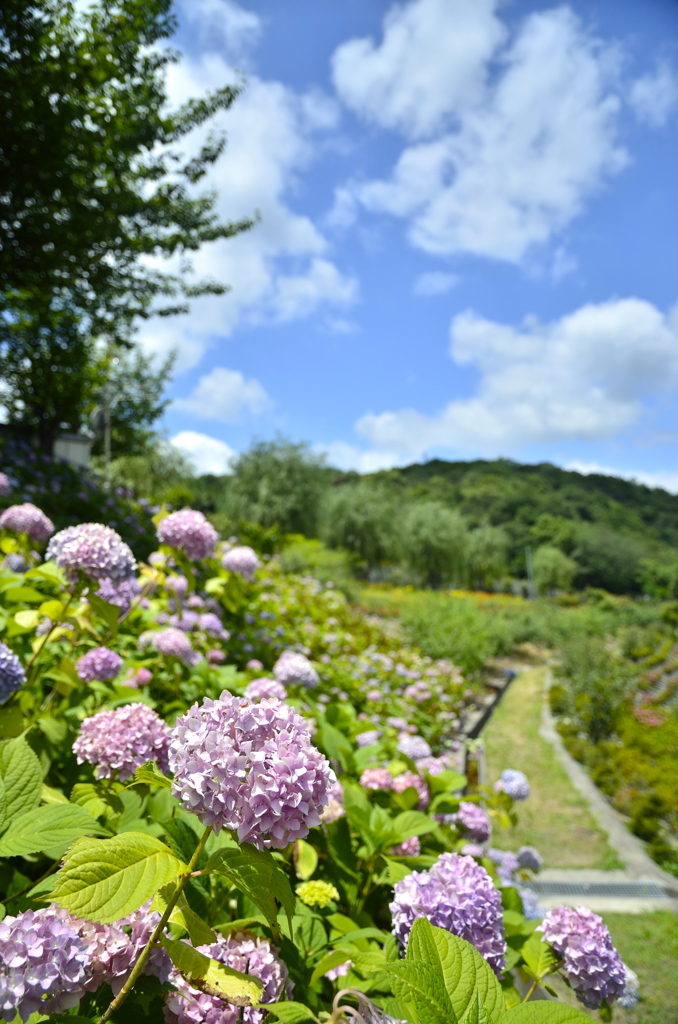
[0,501,637,1022]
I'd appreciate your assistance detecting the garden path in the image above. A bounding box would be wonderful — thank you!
[482,664,678,913]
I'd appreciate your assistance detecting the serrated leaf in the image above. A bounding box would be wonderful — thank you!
[71,781,123,820]
[131,760,173,789]
[51,832,187,922]
[310,949,352,984]
[14,610,40,628]
[521,933,559,980]
[0,735,42,822]
[461,995,490,1024]
[264,1001,318,1023]
[25,561,66,586]
[506,1005,592,1023]
[406,920,505,1024]
[0,804,108,856]
[205,842,295,931]
[391,810,437,841]
[161,935,262,1004]
[381,960,458,1024]
[154,881,216,946]
[294,839,318,880]
[87,591,121,636]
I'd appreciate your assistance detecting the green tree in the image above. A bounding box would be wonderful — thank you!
[88,346,175,458]
[225,438,327,536]
[321,483,398,570]
[0,0,252,449]
[532,545,578,595]
[572,526,647,594]
[467,524,509,590]
[106,441,195,502]
[401,502,467,588]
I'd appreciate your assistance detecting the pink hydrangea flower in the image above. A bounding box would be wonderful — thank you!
[0,503,54,542]
[169,694,335,848]
[222,545,260,579]
[157,509,218,560]
[245,677,287,702]
[73,704,171,780]
[47,523,136,584]
[75,647,123,683]
[360,767,393,791]
[392,771,430,810]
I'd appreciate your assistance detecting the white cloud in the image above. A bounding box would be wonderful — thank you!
[138,6,356,371]
[171,430,236,474]
[566,462,678,495]
[413,271,460,296]
[178,0,262,62]
[333,6,626,263]
[356,298,678,457]
[331,0,505,138]
[315,442,405,474]
[629,61,678,127]
[174,366,268,421]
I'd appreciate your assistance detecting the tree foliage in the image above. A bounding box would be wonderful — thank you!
[225,438,328,536]
[532,545,577,595]
[322,483,398,569]
[401,502,467,588]
[0,0,252,447]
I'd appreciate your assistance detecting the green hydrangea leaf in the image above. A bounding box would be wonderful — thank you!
[381,960,458,1024]
[506,1005,593,1022]
[205,841,295,931]
[51,832,187,922]
[0,735,42,823]
[0,804,108,857]
[406,919,505,1023]
[160,935,263,1004]
[520,933,560,981]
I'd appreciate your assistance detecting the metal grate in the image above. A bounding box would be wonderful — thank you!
[528,881,668,899]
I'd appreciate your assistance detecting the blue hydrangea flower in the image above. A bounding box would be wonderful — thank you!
[0,642,25,705]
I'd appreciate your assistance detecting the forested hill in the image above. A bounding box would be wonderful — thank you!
[367,458,678,548]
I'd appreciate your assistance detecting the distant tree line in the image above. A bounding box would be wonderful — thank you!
[115,437,678,598]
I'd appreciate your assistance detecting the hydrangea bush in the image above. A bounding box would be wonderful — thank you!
[0,498,634,1024]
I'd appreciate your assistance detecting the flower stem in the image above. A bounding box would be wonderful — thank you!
[522,977,540,1002]
[97,824,213,1024]
[25,592,74,683]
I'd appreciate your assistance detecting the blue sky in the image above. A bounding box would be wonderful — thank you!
[144,0,678,490]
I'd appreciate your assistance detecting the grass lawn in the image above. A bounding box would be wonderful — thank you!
[483,665,617,868]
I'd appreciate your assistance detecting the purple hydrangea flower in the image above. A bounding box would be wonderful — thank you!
[207,649,226,664]
[390,852,506,976]
[247,658,264,670]
[75,647,123,683]
[168,694,335,848]
[164,932,290,1024]
[166,574,188,597]
[157,509,218,561]
[3,553,28,573]
[222,545,260,580]
[356,729,381,747]
[454,802,492,843]
[0,907,88,1021]
[392,836,421,857]
[0,472,11,497]
[320,780,345,824]
[0,642,25,704]
[415,754,455,776]
[324,959,351,981]
[245,677,287,702]
[360,767,393,791]
[47,523,136,584]
[397,733,432,760]
[73,703,171,780]
[72,901,170,996]
[0,503,54,543]
[273,651,319,689]
[154,627,199,664]
[95,577,139,616]
[148,551,167,568]
[538,906,626,1008]
[496,769,530,801]
[517,845,542,872]
[461,844,486,858]
[199,612,228,638]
